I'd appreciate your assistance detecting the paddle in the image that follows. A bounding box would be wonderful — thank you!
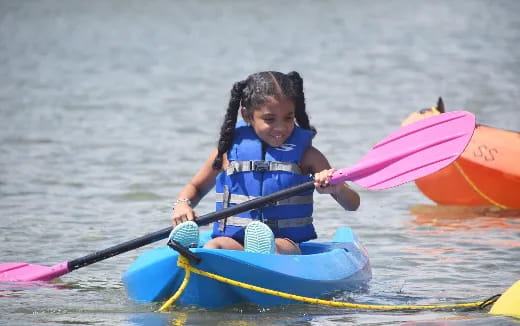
[0,111,476,283]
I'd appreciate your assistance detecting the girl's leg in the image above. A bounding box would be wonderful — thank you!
[275,238,301,255]
[204,236,244,250]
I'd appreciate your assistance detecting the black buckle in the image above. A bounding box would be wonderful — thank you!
[253,161,270,172]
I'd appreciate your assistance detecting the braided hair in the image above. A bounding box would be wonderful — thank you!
[212,71,316,170]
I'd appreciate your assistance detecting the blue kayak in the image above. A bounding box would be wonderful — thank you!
[122,226,371,309]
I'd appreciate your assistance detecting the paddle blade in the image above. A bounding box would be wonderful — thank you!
[0,262,69,282]
[331,111,476,190]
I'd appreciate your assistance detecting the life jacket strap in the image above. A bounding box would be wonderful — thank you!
[218,185,231,232]
[219,216,314,229]
[226,160,303,176]
[216,193,313,206]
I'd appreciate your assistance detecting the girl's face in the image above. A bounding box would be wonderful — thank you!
[242,97,296,147]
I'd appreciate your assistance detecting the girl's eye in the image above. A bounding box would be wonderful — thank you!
[263,118,274,123]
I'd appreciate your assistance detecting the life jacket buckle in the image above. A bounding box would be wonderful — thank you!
[252,161,270,172]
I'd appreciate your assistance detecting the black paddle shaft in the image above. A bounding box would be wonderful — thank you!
[67,180,315,271]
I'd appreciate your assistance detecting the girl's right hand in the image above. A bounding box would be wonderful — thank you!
[171,202,197,226]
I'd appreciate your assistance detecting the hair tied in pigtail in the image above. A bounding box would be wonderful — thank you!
[286,71,316,136]
[287,71,303,90]
[212,79,248,170]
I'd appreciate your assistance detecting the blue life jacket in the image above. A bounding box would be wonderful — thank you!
[212,120,317,243]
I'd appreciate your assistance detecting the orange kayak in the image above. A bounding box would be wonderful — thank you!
[402,98,520,209]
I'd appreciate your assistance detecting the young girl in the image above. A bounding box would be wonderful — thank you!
[170,71,359,255]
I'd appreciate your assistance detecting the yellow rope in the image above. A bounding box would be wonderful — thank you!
[453,161,508,209]
[157,256,192,312]
[158,255,485,312]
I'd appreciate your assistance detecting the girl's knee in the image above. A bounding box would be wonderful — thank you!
[275,238,301,255]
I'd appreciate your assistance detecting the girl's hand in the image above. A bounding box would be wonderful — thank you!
[314,168,341,194]
[171,201,197,226]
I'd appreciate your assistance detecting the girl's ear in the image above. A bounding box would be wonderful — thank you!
[241,107,251,123]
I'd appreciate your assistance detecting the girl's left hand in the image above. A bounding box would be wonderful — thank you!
[314,168,341,194]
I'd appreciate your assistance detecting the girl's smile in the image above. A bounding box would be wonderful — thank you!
[242,97,296,148]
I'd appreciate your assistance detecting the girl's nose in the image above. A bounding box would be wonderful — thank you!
[273,122,287,131]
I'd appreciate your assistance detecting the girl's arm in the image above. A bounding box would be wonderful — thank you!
[171,149,222,226]
[301,146,360,211]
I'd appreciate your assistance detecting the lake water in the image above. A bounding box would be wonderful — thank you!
[1,0,519,325]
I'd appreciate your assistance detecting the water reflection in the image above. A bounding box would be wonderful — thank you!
[409,204,520,230]
[406,204,520,250]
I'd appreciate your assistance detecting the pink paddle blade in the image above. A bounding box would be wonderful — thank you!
[0,262,69,282]
[330,111,476,190]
